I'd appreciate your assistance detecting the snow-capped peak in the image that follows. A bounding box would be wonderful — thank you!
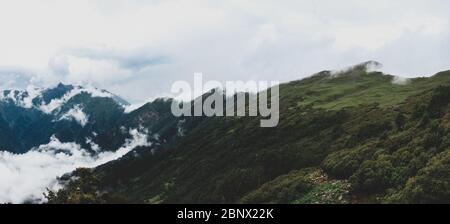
[0,85,44,108]
[0,83,129,114]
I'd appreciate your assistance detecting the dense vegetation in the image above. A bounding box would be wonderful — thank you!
[47,62,450,204]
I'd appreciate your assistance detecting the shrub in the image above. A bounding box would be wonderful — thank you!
[322,145,376,178]
[349,155,395,194]
[240,169,314,204]
[393,150,450,203]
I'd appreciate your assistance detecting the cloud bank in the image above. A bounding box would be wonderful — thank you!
[0,129,151,204]
[0,0,449,102]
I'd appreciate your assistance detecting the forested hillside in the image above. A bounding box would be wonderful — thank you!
[47,63,450,204]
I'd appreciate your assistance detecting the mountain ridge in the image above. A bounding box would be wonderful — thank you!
[0,83,129,153]
[42,63,450,204]
[2,62,450,203]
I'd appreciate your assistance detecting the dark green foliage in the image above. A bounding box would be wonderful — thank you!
[395,113,406,130]
[240,169,314,204]
[46,168,130,204]
[427,86,450,118]
[349,155,395,194]
[346,122,392,147]
[388,150,450,203]
[322,145,377,178]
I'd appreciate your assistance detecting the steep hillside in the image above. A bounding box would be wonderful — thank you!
[47,64,450,204]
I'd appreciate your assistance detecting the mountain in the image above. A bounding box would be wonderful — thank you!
[8,62,450,204]
[0,83,129,153]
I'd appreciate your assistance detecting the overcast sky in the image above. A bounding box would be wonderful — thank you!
[0,0,449,103]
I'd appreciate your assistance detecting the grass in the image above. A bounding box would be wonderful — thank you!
[283,70,450,110]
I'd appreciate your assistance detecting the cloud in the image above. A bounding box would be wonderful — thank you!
[0,68,37,90]
[0,128,151,204]
[48,55,70,76]
[58,105,89,127]
[391,76,411,85]
[0,0,449,103]
[65,47,170,71]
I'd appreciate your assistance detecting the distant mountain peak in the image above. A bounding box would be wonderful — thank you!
[330,61,383,77]
[0,83,130,113]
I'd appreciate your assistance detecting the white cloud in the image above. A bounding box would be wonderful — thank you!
[124,102,147,113]
[333,14,447,51]
[22,86,43,108]
[0,0,448,103]
[392,76,411,85]
[58,105,89,127]
[0,128,151,204]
